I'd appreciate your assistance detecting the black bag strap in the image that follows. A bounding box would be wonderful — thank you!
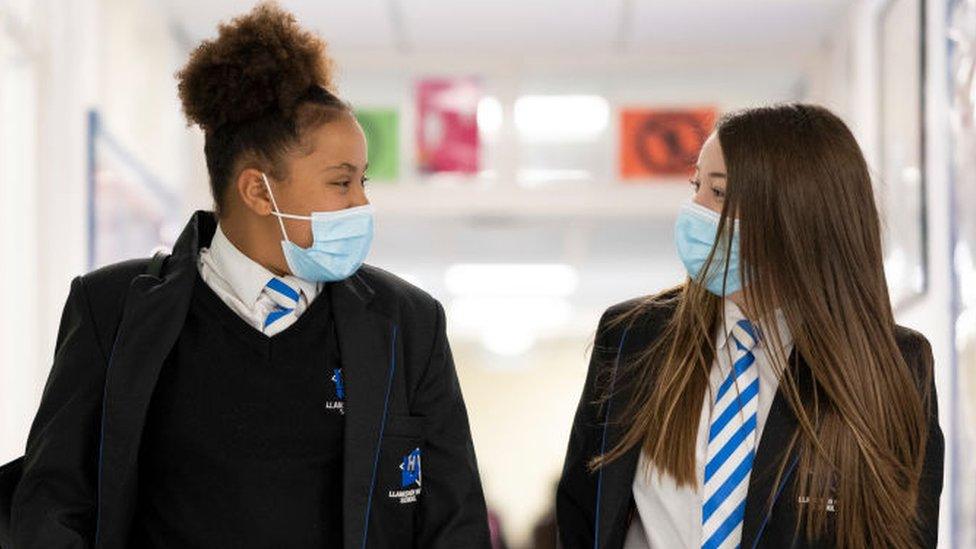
[147,250,169,278]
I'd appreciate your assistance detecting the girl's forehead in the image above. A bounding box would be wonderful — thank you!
[698,134,724,169]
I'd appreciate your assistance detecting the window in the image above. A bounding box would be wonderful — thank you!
[0,1,38,458]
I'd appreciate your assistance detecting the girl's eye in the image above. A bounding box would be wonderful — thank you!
[689,178,701,191]
[712,187,726,199]
[361,176,370,187]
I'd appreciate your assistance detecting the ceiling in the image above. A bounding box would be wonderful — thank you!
[160,0,852,57]
[153,0,854,352]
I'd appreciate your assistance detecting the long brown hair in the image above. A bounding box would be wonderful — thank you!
[591,104,932,548]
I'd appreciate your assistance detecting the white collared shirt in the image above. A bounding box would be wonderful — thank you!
[624,299,794,549]
[197,224,322,334]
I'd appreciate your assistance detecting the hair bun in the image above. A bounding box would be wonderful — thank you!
[176,1,335,133]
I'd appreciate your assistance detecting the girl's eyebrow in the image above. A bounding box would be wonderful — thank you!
[694,163,726,179]
[323,162,369,172]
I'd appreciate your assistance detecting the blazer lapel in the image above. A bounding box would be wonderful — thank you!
[96,214,204,547]
[331,273,397,549]
[740,351,809,549]
[594,316,813,549]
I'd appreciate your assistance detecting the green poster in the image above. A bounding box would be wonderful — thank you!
[355,109,399,181]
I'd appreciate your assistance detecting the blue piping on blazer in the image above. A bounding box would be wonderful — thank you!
[593,327,630,549]
[361,324,399,549]
[590,325,799,549]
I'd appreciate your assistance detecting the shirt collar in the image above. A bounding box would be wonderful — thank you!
[208,224,320,306]
[288,275,321,304]
[715,298,793,352]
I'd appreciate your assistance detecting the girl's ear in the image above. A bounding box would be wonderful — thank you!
[237,169,276,217]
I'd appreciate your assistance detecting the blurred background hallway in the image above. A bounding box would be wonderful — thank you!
[1,0,974,546]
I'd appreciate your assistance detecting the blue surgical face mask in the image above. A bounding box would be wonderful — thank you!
[674,201,743,296]
[262,173,374,283]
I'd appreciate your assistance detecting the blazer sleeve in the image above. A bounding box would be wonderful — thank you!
[556,308,619,549]
[413,300,491,549]
[913,336,944,549]
[11,276,108,549]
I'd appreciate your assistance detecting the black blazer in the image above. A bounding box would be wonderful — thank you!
[3,211,491,549]
[556,294,944,549]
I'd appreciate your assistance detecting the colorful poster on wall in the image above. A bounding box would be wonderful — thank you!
[416,78,480,174]
[355,108,399,181]
[619,107,717,179]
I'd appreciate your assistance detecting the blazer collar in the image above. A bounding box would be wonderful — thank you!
[595,322,806,549]
[97,211,388,549]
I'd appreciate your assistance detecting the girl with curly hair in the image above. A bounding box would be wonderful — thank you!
[2,3,490,548]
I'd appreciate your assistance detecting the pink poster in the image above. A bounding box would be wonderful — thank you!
[416,78,480,174]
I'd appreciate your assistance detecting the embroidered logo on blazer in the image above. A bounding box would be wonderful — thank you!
[388,447,422,504]
[797,495,837,513]
[326,368,345,414]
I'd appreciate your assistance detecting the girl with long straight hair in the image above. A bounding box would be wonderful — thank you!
[557,103,943,549]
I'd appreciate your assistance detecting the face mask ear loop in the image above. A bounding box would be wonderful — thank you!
[261,172,291,243]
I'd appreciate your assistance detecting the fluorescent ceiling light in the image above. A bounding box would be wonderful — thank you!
[445,263,579,297]
[477,96,502,136]
[514,95,609,142]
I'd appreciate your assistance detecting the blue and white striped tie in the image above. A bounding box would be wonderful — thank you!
[262,277,300,334]
[701,319,761,549]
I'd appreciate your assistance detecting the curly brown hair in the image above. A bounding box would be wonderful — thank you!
[176,1,350,215]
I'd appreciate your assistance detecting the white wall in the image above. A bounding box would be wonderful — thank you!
[0,0,198,463]
[0,0,98,463]
[819,0,957,545]
[0,1,43,466]
[897,0,957,544]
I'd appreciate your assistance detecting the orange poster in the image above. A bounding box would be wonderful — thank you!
[619,107,718,179]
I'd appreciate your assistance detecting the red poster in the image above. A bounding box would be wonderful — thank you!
[619,107,717,179]
[416,78,480,174]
